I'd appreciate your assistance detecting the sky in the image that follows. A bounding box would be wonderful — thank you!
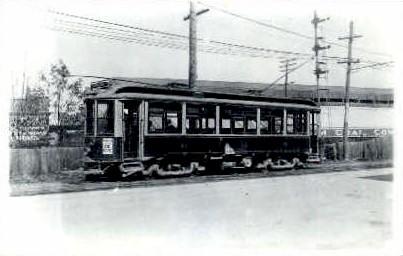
[0,0,402,99]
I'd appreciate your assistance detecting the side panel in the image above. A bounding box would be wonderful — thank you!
[144,136,311,162]
[85,137,123,162]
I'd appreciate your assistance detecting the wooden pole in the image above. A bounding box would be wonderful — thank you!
[339,21,361,160]
[284,61,288,98]
[343,21,354,160]
[188,1,197,88]
[342,22,352,160]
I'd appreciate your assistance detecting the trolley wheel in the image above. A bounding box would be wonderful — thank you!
[241,157,253,169]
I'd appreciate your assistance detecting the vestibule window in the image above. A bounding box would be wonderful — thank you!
[287,111,307,134]
[97,101,114,136]
[85,100,94,135]
[148,102,181,134]
[310,112,319,136]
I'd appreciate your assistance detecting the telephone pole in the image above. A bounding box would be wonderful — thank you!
[184,1,209,89]
[312,11,330,103]
[279,58,297,98]
[311,11,329,155]
[338,21,361,160]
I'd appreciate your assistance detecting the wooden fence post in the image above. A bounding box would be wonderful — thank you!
[40,147,48,176]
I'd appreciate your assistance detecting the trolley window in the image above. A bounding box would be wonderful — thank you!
[166,112,179,133]
[186,104,216,134]
[260,109,283,134]
[220,105,257,134]
[97,101,114,136]
[85,100,94,135]
[287,113,294,134]
[148,102,182,134]
[148,107,164,133]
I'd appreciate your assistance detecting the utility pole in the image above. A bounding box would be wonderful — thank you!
[311,11,329,155]
[184,1,209,89]
[338,21,361,160]
[312,11,330,103]
[279,58,297,97]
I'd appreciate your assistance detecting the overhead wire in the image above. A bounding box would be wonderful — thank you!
[48,9,189,39]
[48,13,315,60]
[49,24,305,59]
[351,61,394,72]
[47,9,391,73]
[197,1,393,59]
[49,10,313,58]
[48,10,386,64]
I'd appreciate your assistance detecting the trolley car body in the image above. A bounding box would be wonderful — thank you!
[83,80,320,178]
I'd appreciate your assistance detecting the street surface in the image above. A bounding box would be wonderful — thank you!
[1,168,393,256]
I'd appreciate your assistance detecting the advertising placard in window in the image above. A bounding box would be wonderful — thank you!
[102,138,114,155]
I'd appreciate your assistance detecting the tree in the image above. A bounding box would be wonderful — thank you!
[40,59,85,142]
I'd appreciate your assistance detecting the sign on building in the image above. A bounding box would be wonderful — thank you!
[320,128,393,138]
[9,96,50,148]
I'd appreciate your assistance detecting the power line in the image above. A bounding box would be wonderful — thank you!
[197,1,392,58]
[48,10,391,66]
[54,19,186,42]
[49,25,305,60]
[51,11,311,57]
[50,22,388,67]
[47,26,188,50]
[48,9,189,39]
[351,61,394,72]
[197,1,313,40]
[50,12,315,58]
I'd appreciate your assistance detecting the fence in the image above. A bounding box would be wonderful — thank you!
[9,136,393,182]
[10,147,84,182]
[324,136,393,161]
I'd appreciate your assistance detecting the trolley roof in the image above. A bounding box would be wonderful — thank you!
[85,78,321,111]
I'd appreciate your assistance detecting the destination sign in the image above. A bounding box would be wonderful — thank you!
[320,128,393,138]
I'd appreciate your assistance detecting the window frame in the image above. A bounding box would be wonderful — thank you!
[287,110,308,135]
[186,104,216,134]
[260,109,283,135]
[148,102,182,134]
[96,100,114,136]
[220,105,257,134]
[85,100,95,136]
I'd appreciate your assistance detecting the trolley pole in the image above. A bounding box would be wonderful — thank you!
[338,21,361,160]
[184,1,209,89]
